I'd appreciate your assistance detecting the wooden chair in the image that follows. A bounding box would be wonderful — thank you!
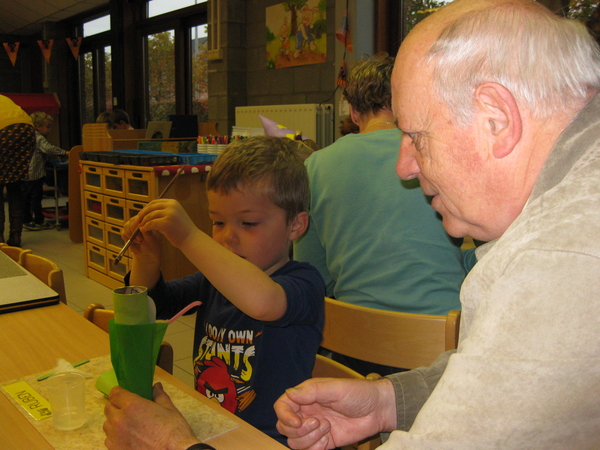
[20,252,67,304]
[83,303,174,374]
[317,298,461,450]
[198,122,219,136]
[312,353,364,379]
[322,297,461,373]
[0,243,31,264]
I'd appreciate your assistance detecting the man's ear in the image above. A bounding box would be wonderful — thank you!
[289,211,309,241]
[475,82,522,159]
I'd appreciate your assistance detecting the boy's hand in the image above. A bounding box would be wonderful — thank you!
[122,213,162,265]
[136,199,199,249]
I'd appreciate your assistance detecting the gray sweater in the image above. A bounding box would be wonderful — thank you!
[383,94,600,449]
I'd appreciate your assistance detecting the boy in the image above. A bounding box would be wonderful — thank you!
[23,112,69,231]
[122,136,325,445]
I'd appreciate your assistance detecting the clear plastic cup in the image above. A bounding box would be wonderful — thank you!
[46,372,87,430]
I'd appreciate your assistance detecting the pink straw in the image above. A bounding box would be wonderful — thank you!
[168,301,202,324]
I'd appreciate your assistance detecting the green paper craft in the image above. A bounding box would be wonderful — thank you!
[108,319,168,400]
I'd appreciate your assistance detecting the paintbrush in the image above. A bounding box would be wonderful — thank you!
[114,165,187,264]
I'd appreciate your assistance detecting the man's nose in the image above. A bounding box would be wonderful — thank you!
[396,135,420,180]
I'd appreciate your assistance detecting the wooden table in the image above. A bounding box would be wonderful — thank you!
[0,303,286,449]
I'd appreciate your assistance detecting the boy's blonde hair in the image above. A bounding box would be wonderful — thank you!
[207,136,309,224]
[30,112,53,128]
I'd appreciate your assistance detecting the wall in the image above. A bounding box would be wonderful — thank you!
[209,0,359,138]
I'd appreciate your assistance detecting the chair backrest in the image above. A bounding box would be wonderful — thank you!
[322,297,461,370]
[20,252,67,304]
[83,303,174,374]
[0,244,32,265]
[312,354,364,379]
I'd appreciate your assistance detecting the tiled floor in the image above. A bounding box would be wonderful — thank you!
[18,211,196,388]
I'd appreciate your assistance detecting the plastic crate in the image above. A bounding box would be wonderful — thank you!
[178,153,218,165]
[119,150,180,166]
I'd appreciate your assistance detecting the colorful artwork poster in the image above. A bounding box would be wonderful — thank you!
[266,0,326,70]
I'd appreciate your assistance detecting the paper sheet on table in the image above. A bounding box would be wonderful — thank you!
[0,354,239,450]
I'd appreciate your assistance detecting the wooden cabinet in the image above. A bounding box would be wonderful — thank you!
[80,161,212,289]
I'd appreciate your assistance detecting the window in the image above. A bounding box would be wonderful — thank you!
[404,1,454,36]
[83,15,111,37]
[191,24,208,122]
[79,45,112,124]
[146,31,176,121]
[148,0,207,18]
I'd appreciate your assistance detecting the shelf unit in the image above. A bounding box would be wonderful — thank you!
[80,161,212,290]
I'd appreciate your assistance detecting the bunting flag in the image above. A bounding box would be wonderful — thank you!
[3,42,20,67]
[335,11,353,52]
[336,59,348,87]
[66,37,83,61]
[37,39,54,63]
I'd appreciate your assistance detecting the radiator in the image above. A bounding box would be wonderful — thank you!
[235,104,334,149]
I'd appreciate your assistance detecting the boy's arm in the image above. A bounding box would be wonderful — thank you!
[136,199,288,321]
[122,213,162,290]
[38,135,68,156]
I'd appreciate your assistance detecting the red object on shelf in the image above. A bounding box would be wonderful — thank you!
[0,92,60,114]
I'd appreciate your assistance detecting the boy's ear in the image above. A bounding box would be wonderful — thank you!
[289,211,309,241]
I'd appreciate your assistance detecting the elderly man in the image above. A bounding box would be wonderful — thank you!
[274,0,600,449]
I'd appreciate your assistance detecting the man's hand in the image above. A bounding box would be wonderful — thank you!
[103,383,200,450]
[275,377,397,450]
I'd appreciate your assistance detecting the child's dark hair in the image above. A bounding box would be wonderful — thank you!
[207,136,309,224]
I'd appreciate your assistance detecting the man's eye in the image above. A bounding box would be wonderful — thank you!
[212,221,223,226]
[242,222,258,227]
[407,132,424,151]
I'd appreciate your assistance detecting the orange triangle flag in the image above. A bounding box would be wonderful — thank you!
[3,42,19,67]
[335,11,353,52]
[66,37,83,61]
[37,39,54,63]
[337,59,348,87]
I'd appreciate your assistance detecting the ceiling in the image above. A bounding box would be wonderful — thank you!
[0,0,109,36]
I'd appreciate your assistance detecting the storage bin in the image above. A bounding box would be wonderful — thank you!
[87,244,107,274]
[107,252,129,282]
[84,191,104,221]
[85,217,105,247]
[125,170,155,202]
[104,196,126,226]
[103,167,126,198]
[83,164,103,193]
[106,224,127,255]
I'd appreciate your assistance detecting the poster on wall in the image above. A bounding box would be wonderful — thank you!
[266,0,326,70]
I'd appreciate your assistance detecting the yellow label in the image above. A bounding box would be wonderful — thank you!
[3,381,52,421]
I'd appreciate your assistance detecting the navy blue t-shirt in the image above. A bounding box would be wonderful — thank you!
[149,260,325,445]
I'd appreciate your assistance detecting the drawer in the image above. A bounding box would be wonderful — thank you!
[107,252,129,283]
[125,170,155,202]
[126,200,147,223]
[83,164,103,193]
[84,191,104,221]
[105,196,126,226]
[85,217,105,247]
[105,224,127,255]
[87,243,107,274]
[103,167,126,198]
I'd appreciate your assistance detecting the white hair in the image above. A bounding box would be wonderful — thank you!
[425,1,600,127]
